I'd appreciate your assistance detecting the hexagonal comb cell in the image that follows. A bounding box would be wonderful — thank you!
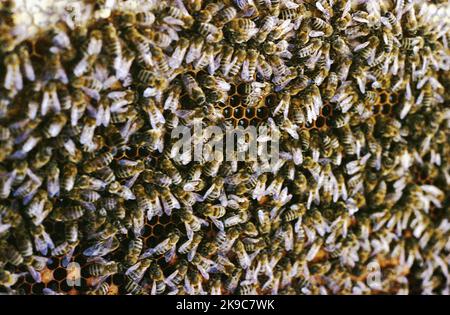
[371,89,400,117]
[218,82,270,128]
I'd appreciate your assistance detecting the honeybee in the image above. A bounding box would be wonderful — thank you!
[51,240,78,268]
[197,3,222,23]
[254,15,277,43]
[125,258,152,283]
[179,207,208,240]
[3,53,23,94]
[168,37,190,69]
[201,203,226,219]
[177,231,202,260]
[306,238,323,261]
[298,39,322,58]
[226,49,247,78]
[287,76,309,98]
[404,6,418,33]
[0,242,23,266]
[114,160,145,180]
[190,249,216,280]
[123,276,147,295]
[72,75,102,99]
[83,149,116,173]
[75,174,105,191]
[18,45,35,82]
[88,259,120,289]
[30,224,54,256]
[198,23,223,44]
[203,177,224,202]
[28,145,51,171]
[52,203,84,223]
[93,166,115,185]
[267,54,289,78]
[224,210,249,229]
[213,6,236,27]
[225,268,243,293]
[165,4,194,26]
[149,261,166,295]
[241,49,259,82]
[142,231,180,262]
[282,203,306,223]
[166,259,189,291]
[66,89,86,125]
[369,180,387,207]
[83,236,120,258]
[13,175,42,204]
[150,47,170,76]
[102,22,122,58]
[87,282,110,295]
[136,11,156,27]
[108,181,136,200]
[310,17,333,37]
[182,73,205,104]
[157,187,179,216]
[209,275,223,295]
[25,189,48,222]
[61,163,78,192]
[228,18,258,43]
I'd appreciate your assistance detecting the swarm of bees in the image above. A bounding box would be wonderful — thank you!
[0,0,449,295]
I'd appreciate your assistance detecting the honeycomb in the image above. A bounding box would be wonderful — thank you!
[217,83,269,128]
[371,89,400,117]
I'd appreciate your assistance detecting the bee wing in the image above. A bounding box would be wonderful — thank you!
[183,180,200,192]
[285,231,294,252]
[170,193,181,209]
[0,220,12,233]
[183,276,195,295]
[154,196,163,217]
[177,238,191,254]
[202,184,215,201]
[35,239,48,256]
[293,147,303,165]
[164,245,177,263]
[252,181,266,200]
[294,217,303,233]
[139,248,154,260]
[38,232,55,255]
[208,53,220,75]
[42,288,60,295]
[88,38,102,55]
[83,238,112,257]
[152,108,166,130]
[161,197,172,216]
[241,59,250,82]
[211,217,224,231]
[133,217,144,237]
[47,177,60,198]
[306,242,321,262]
[74,57,89,77]
[79,201,96,212]
[61,246,76,268]
[27,266,42,283]
[125,261,141,276]
[185,223,194,242]
[125,173,140,189]
[196,264,210,280]
[169,45,188,69]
